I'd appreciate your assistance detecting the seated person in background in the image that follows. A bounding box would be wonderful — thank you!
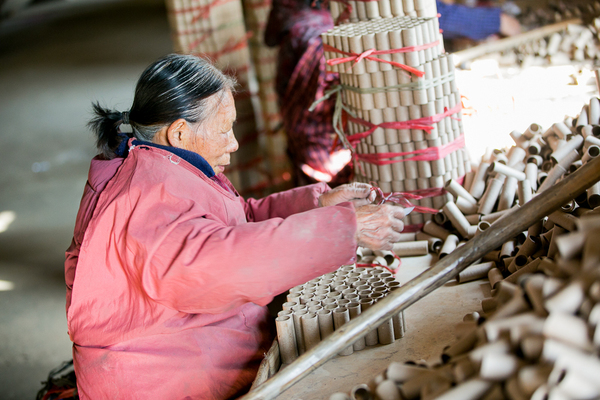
[436,0,521,42]
[265,0,353,187]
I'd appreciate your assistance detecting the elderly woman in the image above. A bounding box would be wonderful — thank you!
[65,54,406,400]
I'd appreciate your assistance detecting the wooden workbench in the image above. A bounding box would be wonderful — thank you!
[277,255,489,399]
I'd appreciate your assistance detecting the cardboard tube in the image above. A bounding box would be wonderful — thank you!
[488,268,504,289]
[469,162,490,199]
[423,220,451,239]
[478,176,506,215]
[433,379,493,400]
[302,313,321,351]
[440,234,460,258]
[360,298,379,346]
[346,302,366,351]
[543,312,593,351]
[479,353,519,381]
[375,380,402,400]
[332,307,353,355]
[489,162,526,181]
[446,179,477,204]
[498,176,518,211]
[444,201,472,238]
[392,240,429,257]
[466,214,481,225]
[517,179,533,206]
[551,135,584,164]
[456,261,495,283]
[276,315,298,364]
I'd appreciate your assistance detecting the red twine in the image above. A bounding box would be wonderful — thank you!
[370,185,439,214]
[345,102,463,145]
[357,134,465,165]
[323,41,441,77]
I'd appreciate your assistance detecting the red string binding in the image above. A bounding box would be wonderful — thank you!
[323,42,441,77]
[346,102,462,145]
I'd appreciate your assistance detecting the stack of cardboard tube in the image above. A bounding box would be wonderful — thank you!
[329,0,439,24]
[276,265,406,365]
[321,15,468,229]
[327,96,600,400]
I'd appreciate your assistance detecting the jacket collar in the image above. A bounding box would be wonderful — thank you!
[118,138,215,178]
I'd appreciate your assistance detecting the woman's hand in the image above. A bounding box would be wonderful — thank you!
[355,204,406,251]
[319,183,376,208]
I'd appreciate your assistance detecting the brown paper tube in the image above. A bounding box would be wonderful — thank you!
[480,207,517,224]
[545,280,586,315]
[431,378,493,400]
[489,162,526,181]
[582,144,600,164]
[361,33,378,73]
[282,301,299,311]
[587,181,600,208]
[386,362,428,383]
[434,211,448,225]
[278,310,294,319]
[519,334,545,361]
[507,146,527,167]
[479,353,519,381]
[517,365,552,398]
[346,302,365,351]
[440,234,460,259]
[423,220,451,240]
[457,261,495,283]
[548,210,578,231]
[452,358,478,383]
[469,162,491,199]
[375,380,402,400]
[351,384,373,400]
[466,214,481,225]
[543,312,593,351]
[487,267,504,289]
[478,176,506,215]
[481,297,497,313]
[517,179,533,206]
[446,179,478,205]
[504,258,542,285]
[276,315,298,364]
[301,312,321,351]
[332,307,353,355]
[287,292,302,303]
[392,240,429,257]
[551,135,584,164]
[475,220,491,237]
[292,309,308,355]
[359,298,379,346]
[443,201,471,238]
[329,393,351,400]
[498,176,518,211]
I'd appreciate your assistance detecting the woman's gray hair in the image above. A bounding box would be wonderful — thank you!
[89,54,237,158]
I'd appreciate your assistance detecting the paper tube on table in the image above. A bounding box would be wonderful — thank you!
[456,261,495,283]
[359,297,379,346]
[423,220,451,240]
[276,315,298,364]
[392,240,429,257]
[445,179,477,204]
[443,201,471,238]
[301,313,321,351]
[439,234,459,259]
[478,176,506,215]
[332,307,353,355]
[469,162,490,199]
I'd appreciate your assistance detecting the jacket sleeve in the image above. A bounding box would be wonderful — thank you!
[133,198,357,315]
[244,182,331,222]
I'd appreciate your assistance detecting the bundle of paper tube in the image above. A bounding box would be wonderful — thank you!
[320,0,469,230]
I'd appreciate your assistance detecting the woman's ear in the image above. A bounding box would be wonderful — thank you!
[166,119,192,149]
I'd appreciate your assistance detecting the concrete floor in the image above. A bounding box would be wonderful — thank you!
[0,1,172,398]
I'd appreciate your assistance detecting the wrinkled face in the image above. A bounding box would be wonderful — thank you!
[186,90,238,175]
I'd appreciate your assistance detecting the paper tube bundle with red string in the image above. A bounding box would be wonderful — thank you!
[328,0,438,25]
[321,16,469,229]
[166,0,275,197]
